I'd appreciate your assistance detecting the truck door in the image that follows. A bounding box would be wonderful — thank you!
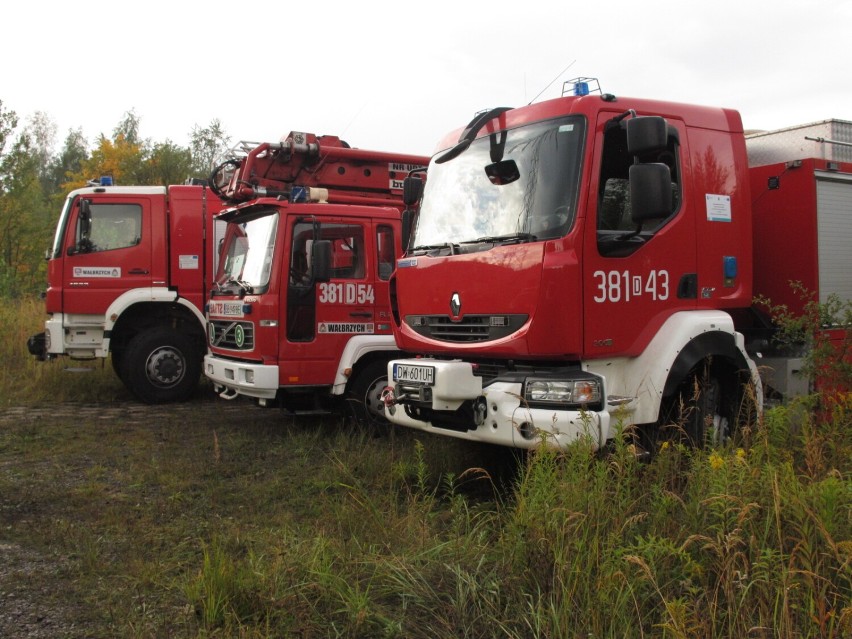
[285,217,388,384]
[61,195,155,315]
[582,113,697,358]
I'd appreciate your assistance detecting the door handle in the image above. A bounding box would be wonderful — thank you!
[349,311,372,318]
[129,269,150,275]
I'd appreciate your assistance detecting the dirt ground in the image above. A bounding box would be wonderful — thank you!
[0,399,268,638]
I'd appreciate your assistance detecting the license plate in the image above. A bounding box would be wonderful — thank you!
[393,363,435,385]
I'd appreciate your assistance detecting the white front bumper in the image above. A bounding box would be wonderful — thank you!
[204,354,279,399]
[386,358,611,450]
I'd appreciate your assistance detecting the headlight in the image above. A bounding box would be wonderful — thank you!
[524,378,601,405]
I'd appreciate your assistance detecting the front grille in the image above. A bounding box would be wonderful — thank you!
[405,314,528,343]
[209,320,255,350]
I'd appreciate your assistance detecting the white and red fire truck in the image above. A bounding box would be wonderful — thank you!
[202,132,427,425]
[28,181,225,403]
[383,81,851,450]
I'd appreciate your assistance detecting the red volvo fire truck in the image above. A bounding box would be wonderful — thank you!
[383,81,851,451]
[28,182,225,403]
[203,132,427,425]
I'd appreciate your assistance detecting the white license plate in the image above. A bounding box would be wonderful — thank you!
[393,363,435,385]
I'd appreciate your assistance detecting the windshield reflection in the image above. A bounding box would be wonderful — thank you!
[411,116,585,252]
[216,211,278,291]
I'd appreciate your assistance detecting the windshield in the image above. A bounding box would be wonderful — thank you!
[215,210,279,293]
[411,116,585,251]
[51,196,74,258]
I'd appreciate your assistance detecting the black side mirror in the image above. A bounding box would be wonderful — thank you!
[630,163,673,223]
[70,199,94,255]
[626,116,668,155]
[403,175,424,207]
[311,240,332,283]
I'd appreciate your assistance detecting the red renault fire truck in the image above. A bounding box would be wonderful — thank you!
[203,132,427,425]
[383,80,851,450]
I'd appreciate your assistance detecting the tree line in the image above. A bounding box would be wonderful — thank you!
[0,99,231,298]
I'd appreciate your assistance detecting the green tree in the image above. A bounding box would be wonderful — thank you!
[25,111,57,193]
[0,99,16,155]
[0,128,46,296]
[65,131,145,189]
[113,108,142,145]
[143,140,193,186]
[190,119,231,179]
[50,127,88,193]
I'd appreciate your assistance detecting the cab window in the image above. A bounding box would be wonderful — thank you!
[78,203,142,252]
[596,122,681,256]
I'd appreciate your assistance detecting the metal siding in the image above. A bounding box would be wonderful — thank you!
[746,120,852,167]
[816,174,852,304]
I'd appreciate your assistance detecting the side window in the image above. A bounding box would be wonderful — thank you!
[327,224,365,279]
[376,225,395,280]
[596,122,680,256]
[79,203,142,252]
[289,221,365,287]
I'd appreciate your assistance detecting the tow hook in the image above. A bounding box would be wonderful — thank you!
[218,387,239,400]
[381,386,397,415]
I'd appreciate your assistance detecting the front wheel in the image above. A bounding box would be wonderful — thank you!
[121,328,201,404]
[642,361,747,453]
[346,360,391,432]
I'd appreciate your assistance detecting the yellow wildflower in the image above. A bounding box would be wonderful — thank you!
[709,451,725,470]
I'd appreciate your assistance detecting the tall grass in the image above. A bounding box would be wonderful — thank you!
[2,293,850,637]
[174,405,851,638]
[1,295,129,405]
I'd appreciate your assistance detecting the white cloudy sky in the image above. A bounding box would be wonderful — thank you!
[3,0,851,157]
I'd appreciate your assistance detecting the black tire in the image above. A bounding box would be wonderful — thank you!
[121,328,201,404]
[110,349,124,382]
[346,360,391,432]
[642,361,743,452]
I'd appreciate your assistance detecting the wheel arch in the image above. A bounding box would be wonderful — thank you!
[585,310,761,425]
[662,331,751,397]
[108,295,207,355]
[331,335,400,395]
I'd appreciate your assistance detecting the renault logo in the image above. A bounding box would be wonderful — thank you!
[450,292,461,317]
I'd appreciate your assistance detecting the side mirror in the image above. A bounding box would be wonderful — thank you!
[71,199,94,255]
[629,163,672,224]
[630,164,672,223]
[401,209,415,252]
[626,116,668,155]
[311,240,332,283]
[403,176,424,207]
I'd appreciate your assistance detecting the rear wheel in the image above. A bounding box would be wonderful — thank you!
[346,360,391,432]
[121,328,201,404]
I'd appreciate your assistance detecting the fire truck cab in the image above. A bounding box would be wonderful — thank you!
[384,86,774,450]
[203,132,427,425]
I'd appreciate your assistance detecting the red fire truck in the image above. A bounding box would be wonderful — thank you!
[203,132,427,425]
[27,182,225,403]
[383,81,851,451]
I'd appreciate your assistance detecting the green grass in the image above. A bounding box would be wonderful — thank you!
[1,296,127,405]
[1,296,850,637]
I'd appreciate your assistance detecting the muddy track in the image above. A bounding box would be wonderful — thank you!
[0,397,271,637]
[0,397,266,425]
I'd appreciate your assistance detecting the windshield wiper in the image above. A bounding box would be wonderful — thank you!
[212,277,254,296]
[409,242,459,255]
[460,232,537,246]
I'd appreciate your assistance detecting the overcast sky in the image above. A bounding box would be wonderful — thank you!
[3,0,851,158]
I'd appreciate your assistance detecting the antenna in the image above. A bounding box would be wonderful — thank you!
[528,60,576,105]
